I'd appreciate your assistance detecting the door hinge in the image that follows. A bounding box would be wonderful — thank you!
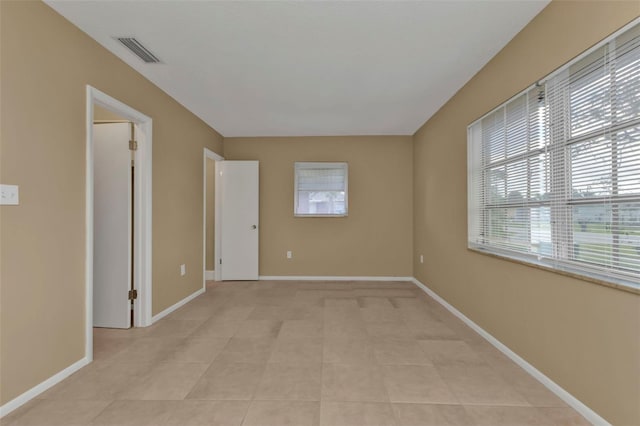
[128,289,138,300]
[129,140,138,151]
[219,258,222,265]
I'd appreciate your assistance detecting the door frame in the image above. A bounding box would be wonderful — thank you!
[85,86,153,362]
[203,148,224,287]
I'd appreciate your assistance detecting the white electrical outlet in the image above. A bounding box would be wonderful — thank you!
[180,264,186,276]
[286,251,292,259]
[420,254,424,264]
[0,184,19,205]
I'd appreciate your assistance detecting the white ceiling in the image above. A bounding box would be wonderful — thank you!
[46,0,549,137]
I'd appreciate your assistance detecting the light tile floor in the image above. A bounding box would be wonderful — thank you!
[4,281,590,426]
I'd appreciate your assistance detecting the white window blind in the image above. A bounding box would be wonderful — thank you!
[294,162,348,216]
[468,21,640,289]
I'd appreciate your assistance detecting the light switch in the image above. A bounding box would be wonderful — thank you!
[0,185,19,205]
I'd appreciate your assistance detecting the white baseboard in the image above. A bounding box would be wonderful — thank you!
[0,357,90,418]
[0,278,607,424]
[205,270,215,281]
[259,275,414,282]
[0,288,206,418]
[411,277,609,426]
[151,288,205,323]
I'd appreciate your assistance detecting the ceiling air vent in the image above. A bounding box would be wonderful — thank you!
[116,37,161,63]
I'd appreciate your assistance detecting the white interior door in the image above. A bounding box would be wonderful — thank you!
[219,161,259,280]
[93,122,132,328]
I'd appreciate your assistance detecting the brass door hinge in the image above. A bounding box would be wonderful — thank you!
[128,289,138,300]
[129,140,138,151]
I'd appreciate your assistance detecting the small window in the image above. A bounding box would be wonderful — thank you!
[294,162,348,217]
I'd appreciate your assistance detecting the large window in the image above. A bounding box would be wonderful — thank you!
[468,21,640,289]
[294,162,348,217]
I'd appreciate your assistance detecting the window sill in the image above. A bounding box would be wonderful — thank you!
[468,247,640,295]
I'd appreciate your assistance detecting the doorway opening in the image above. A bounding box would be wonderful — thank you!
[203,148,223,285]
[85,86,153,362]
[93,117,134,328]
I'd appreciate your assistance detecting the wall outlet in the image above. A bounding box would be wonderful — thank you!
[0,184,19,205]
[286,251,292,259]
[180,264,186,276]
[420,254,424,264]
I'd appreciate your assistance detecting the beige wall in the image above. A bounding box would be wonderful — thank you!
[0,1,223,405]
[2,0,638,421]
[206,158,215,271]
[225,137,413,277]
[412,2,640,424]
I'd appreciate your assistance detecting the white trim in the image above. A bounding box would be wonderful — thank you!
[86,86,153,366]
[85,90,94,363]
[0,357,89,418]
[214,160,223,282]
[151,288,205,323]
[259,275,413,282]
[203,148,224,288]
[411,277,610,426]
